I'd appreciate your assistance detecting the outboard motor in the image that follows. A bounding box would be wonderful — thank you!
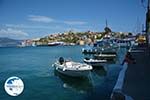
[59,57,64,65]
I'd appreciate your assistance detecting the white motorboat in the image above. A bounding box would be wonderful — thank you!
[53,57,93,77]
[83,58,107,67]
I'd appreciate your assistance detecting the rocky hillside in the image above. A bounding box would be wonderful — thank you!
[0,37,22,47]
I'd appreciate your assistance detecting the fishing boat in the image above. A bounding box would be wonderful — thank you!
[82,39,118,54]
[93,39,118,60]
[53,57,93,77]
[82,44,97,54]
[83,57,107,67]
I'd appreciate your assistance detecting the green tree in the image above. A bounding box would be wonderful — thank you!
[128,32,133,36]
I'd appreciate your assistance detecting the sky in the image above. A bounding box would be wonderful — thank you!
[0,0,147,39]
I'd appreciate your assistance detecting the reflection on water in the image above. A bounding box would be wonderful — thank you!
[54,66,107,94]
[92,66,107,77]
[54,70,93,93]
[0,46,126,100]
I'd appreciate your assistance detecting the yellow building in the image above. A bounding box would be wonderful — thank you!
[79,40,85,45]
[136,35,146,44]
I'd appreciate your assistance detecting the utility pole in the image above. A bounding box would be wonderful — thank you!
[146,0,150,48]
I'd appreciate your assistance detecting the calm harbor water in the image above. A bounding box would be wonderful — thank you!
[0,46,126,100]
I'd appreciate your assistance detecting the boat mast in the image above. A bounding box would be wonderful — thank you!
[106,19,108,27]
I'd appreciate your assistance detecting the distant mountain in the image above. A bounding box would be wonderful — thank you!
[0,37,22,47]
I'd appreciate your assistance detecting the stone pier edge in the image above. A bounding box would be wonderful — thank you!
[110,63,133,100]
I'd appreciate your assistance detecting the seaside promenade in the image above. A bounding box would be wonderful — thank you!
[111,46,150,100]
[122,46,150,100]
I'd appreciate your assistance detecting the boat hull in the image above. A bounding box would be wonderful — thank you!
[94,54,117,61]
[84,61,106,67]
[53,62,92,77]
[48,44,60,46]
[83,59,106,67]
[56,67,90,77]
[82,49,97,54]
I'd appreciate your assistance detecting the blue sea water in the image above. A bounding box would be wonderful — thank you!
[0,46,126,100]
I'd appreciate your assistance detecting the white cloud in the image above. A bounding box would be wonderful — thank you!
[28,15,54,23]
[27,15,87,25]
[5,24,63,30]
[63,21,87,25]
[0,28,29,37]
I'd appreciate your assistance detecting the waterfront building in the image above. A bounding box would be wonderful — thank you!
[78,40,85,45]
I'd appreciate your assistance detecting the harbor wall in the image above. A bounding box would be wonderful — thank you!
[110,63,133,100]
